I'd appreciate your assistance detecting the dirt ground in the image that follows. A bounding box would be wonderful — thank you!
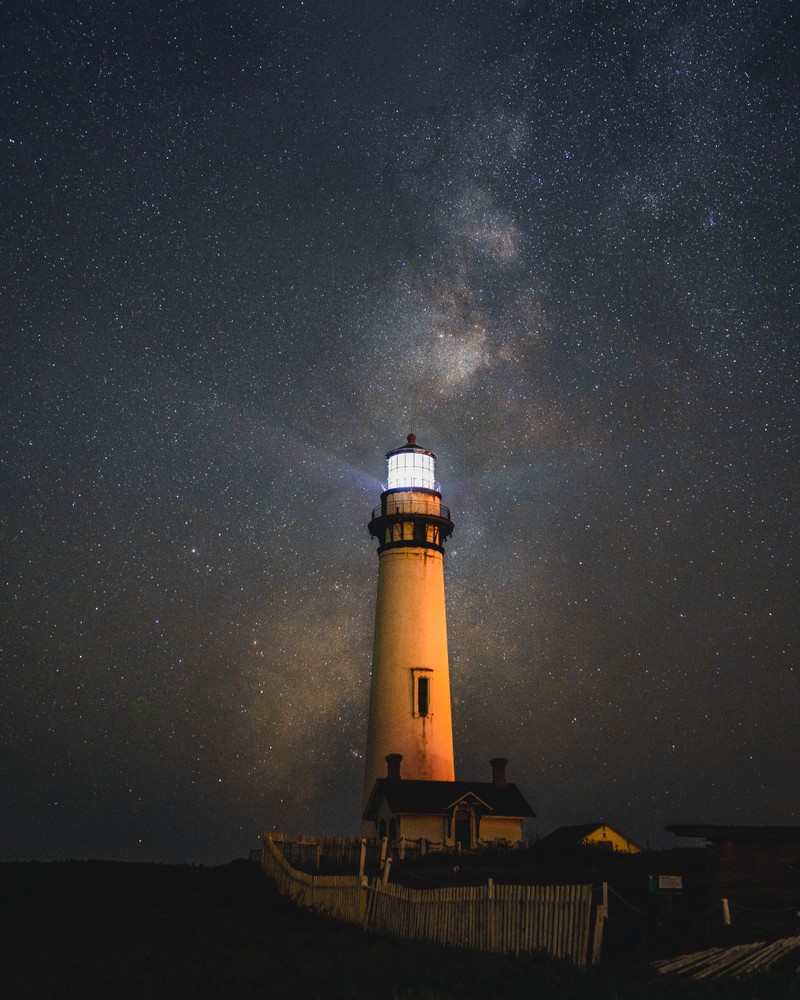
[2,858,797,999]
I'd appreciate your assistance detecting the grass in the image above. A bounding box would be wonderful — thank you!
[2,859,796,999]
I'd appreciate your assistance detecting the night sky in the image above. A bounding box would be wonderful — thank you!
[2,1,798,864]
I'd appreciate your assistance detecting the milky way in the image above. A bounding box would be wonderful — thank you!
[2,1,797,862]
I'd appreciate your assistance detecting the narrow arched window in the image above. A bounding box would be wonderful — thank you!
[417,676,429,717]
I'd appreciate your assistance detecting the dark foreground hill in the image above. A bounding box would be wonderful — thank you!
[2,859,796,999]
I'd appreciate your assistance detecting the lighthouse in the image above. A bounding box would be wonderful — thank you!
[362,435,456,811]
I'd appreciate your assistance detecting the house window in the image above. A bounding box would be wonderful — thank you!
[417,676,429,717]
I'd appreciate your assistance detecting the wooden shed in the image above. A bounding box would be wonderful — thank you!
[666,824,800,886]
[538,822,643,854]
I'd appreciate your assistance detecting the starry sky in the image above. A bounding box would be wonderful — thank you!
[2,0,798,863]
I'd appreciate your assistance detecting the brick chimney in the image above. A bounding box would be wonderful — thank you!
[386,753,403,783]
[490,757,508,788]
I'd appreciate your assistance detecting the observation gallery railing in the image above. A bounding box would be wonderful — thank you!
[372,500,451,520]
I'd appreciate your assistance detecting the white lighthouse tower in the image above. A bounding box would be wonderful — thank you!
[362,434,456,811]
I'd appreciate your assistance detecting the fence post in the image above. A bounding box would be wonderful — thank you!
[382,856,392,887]
[722,898,731,926]
[359,838,367,880]
[363,877,375,931]
[487,878,495,953]
[591,883,608,966]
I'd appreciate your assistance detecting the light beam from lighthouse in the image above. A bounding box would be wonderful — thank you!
[362,434,456,812]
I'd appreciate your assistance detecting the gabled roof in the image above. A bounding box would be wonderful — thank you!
[538,822,642,851]
[363,778,536,822]
[446,790,494,812]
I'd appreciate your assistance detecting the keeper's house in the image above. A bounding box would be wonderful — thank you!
[363,755,536,849]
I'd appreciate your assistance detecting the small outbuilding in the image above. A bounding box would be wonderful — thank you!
[666,824,800,886]
[538,822,643,854]
[363,756,536,849]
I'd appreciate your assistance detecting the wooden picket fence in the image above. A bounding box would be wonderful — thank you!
[261,834,603,966]
[262,835,366,925]
[269,834,366,871]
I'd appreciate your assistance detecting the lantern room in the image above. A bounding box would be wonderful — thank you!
[385,434,438,492]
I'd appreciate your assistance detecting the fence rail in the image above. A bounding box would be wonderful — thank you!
[261,834,601,966]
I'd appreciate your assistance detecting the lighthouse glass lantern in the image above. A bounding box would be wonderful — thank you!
[386,447,437,491]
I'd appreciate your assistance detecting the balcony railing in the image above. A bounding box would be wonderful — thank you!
[372,499,451,520]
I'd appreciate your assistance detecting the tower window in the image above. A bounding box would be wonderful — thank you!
[417,676,430,717]
[411,668,433,717]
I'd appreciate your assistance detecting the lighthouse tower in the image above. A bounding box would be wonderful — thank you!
[362,435,456,810]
